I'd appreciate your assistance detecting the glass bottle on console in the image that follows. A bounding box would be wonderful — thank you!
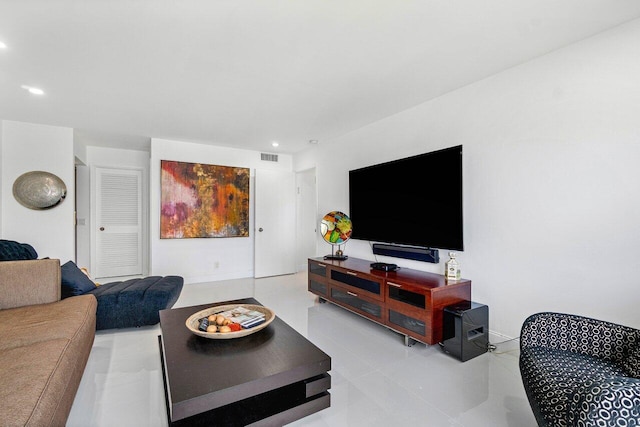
[445,252,460,281]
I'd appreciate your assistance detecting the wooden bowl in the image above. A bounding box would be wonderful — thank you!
[185,304,275,339]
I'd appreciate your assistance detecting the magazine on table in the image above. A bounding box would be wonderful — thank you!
[218,306,266,328]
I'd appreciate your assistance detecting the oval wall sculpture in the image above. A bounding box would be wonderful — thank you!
[12,171,67,210]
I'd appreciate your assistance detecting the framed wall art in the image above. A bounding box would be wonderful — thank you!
[160,160,250,239]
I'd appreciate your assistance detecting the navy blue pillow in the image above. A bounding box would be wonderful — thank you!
[61,261,96,298]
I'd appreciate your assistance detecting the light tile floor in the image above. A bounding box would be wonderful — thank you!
[67,271,537,426]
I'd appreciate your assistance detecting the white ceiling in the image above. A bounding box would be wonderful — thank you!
[2,1,640,154]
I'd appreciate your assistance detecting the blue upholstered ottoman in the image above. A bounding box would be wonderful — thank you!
[87,276,184,330]
[59,261,184,331]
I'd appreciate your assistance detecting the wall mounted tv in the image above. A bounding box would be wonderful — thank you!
[348,145,463,252]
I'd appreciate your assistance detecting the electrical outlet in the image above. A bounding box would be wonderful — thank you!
[214,261,219,269]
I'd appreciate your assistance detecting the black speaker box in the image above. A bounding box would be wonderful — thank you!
[442,301,489,362]
[371,243,439,263]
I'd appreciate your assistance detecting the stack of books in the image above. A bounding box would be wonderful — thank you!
[219,306,266,329]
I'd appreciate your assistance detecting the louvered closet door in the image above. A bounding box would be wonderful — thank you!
[95,167,143,278]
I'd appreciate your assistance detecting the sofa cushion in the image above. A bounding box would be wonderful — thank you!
[0,295,97,351]
[520,346,628,426]
[61,260,97,298]
[0,259,61,309]
[568,377,640,426]
[0,294,96,426]
[0,339,73,425]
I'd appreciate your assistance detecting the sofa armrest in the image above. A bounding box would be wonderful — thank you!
[520,312,640,363]
[0,259,61,309]
[569,377,640,426]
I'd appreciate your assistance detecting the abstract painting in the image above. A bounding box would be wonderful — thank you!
[160,160,250,238]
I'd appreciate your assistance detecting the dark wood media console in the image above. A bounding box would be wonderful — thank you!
[308,257,471,345]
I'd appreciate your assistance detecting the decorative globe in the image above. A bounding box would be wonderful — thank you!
[320,211,352,245]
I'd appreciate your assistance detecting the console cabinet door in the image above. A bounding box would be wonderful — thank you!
[308,260,329,297]
[329,285,384,322]
[328,268,384,301]
[386,280,433,342]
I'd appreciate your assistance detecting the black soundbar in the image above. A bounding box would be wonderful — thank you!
[372,243,439,263]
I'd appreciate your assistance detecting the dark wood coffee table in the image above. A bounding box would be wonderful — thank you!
[158,297,331,426]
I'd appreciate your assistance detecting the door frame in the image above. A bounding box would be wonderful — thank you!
[295,167,318,272]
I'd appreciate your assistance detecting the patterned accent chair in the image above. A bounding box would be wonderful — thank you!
[519,312,640,427]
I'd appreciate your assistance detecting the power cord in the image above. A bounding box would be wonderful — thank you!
[487,336,520,354]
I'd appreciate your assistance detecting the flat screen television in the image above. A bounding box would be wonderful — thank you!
[348,145,463,251]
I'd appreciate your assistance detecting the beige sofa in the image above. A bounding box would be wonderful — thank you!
[0,259,97,427]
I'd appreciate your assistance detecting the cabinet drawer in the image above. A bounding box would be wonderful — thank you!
[308,260,328,277]
[330,287,383,320]
[330,269,383,301]
[386,280,431,309]
[309,277,328,297]
[387,309,429,341]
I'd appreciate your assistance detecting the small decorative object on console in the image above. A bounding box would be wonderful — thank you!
[321,211,352,260]
[445,252,461,281]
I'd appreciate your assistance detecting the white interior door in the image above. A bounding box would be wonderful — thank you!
[95,167,143,278]
[254,169,296,278]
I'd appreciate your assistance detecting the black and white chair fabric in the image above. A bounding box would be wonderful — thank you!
[519,312,640,427]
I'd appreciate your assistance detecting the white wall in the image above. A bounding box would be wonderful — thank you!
[295,19,640,338]
[150,138,292,284]
[73,130,88,166]
[0,120,75,261]
[0,121,3,237]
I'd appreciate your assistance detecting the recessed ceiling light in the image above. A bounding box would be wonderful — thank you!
[309,140,319,144]
[271,141,279,147]
[0,41,7,49]
[21,85,45,95]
